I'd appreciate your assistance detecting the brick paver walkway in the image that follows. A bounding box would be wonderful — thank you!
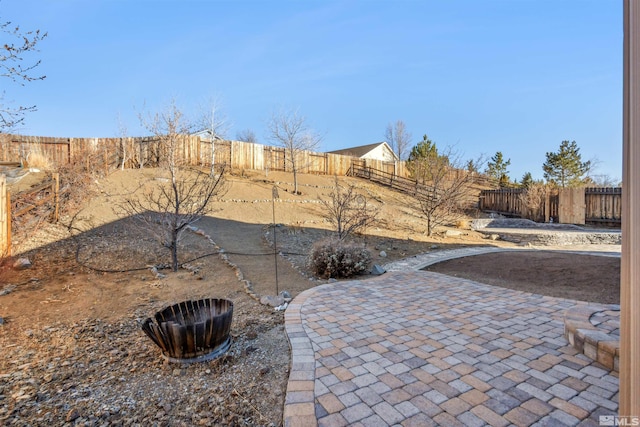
[284,269,619,426]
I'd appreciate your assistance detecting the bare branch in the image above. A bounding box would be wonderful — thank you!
[384,120,411,160]
[411,147,479,236]
[320,177,378,240]
[267,108,322,194]
[119,101,227,271]
[0,19,47,130]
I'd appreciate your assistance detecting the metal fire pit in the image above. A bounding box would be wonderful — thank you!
[141,298,233,364]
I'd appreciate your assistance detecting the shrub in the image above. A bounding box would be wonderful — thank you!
[308,238,372,279]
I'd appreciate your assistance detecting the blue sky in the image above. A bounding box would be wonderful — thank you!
[3,0,622,182]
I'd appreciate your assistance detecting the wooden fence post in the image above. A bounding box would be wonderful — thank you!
[0,175,9,256]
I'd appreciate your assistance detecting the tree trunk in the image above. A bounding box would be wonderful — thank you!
[171,230,179,272]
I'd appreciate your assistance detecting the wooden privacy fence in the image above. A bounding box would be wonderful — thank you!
[0,134,410,179]
[479,187,621,225]
[585,187,622,223]
[478,188,524,218]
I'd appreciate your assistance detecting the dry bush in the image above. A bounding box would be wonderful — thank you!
[308,238,371,279]
[320,177,378,240]
[24,147,52,171]
[519,183,549,222]
[456,219,469,229]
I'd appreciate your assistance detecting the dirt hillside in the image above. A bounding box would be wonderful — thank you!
[0,168,502,426]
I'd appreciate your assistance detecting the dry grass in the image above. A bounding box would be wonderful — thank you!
[456,219,469,229]
[25,145,53,171]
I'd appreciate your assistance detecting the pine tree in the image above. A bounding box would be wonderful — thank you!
[407,135,446,183]
[542,140,591,188]
[485,152,511,187]
[520,172,534,188]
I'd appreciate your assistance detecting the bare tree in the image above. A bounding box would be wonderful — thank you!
[119,100,227,271]
[267,108,322,194]
[115,112,131,170]
[585,173,621,188]
[411,146,478,236]
[320,177,378,240]
[236,128,258,143]
[384,120,412,160]
[197,98,230,176]
[1,18,47,130]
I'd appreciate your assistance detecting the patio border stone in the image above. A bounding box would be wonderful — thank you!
[564,305,620,372]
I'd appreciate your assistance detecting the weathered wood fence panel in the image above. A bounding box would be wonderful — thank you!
[0,135,71,166]
[326,153,351,176]
[585,187,622,223]
[479,188,524,217]
[1,134,418,180]
[480,187,621,225]
[558,188,586,225]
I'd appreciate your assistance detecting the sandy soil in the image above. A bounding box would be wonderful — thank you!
[425,251,620,305]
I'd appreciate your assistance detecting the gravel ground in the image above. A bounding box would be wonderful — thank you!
[0,220,291,427]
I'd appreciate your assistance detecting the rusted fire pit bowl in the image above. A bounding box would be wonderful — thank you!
[141,298,233,364]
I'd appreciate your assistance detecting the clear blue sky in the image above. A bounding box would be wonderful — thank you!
[3,0,622,182]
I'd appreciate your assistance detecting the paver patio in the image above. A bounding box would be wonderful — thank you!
[284,266,619,426]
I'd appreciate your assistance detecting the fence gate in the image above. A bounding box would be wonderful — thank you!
[558,188,586,225]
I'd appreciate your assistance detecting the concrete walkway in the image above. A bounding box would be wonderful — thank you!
[284,248,620,426]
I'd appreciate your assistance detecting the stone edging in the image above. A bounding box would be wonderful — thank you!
[564,305,620,372]
[283,285,328,427]
[188,226,261,302]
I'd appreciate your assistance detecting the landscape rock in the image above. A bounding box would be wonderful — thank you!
[66,408,80,422]
[260,295,285,307]
[0,285,16,296]
[278,290,292,302]
[13,258,32,270]
[371,265,386,276]
[489,234,500,241]
[445,229,462,237]
[379,250,387,258]
[275,302,288,311]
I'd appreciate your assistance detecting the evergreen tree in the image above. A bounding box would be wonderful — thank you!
[466,159,478,173]
[407,135,438,161]
[520,172,534,188]
[406,135,446,183]
[485,152,511,182]
[542,140,591,188]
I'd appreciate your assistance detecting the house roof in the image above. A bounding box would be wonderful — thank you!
[327,142,398,160]
[192,129,223,141]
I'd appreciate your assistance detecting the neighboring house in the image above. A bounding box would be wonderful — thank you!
[328,142,399,162]
[192,129,223,142]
